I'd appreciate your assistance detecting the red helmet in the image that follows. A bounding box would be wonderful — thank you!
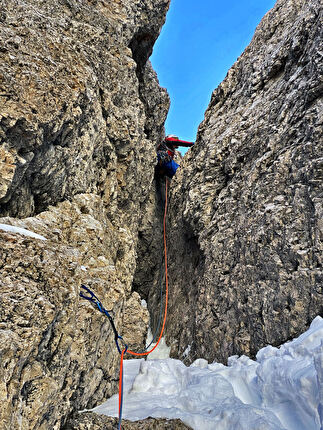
[165,135,179,148]
[165,135,194,148]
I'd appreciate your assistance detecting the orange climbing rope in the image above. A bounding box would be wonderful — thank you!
[118,178,170,428]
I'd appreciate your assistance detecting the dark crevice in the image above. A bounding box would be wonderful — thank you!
[129,31,155,76]
[132,179,165,302]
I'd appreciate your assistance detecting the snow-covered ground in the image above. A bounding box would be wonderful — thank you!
[93,316,323,430]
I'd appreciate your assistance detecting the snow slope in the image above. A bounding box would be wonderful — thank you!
[92,316,323,430]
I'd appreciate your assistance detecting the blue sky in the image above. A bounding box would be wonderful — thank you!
[151,0,276,148]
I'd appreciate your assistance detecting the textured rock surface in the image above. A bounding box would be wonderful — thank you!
[132,177,165,301]
[161,0,323,364]
[64,411,191,429]
[1,0,322,428]
[0,0,169,217]
[0,0,170,428]
[0,199,151,430]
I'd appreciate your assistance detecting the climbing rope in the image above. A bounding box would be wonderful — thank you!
[80,284,126,354]
[118,177,169,429]
[79,178,170,430]
[125,177,169,358]
[118,345,127,427]
[133,251,165,355]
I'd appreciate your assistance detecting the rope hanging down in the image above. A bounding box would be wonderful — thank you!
[80,285,126,354]
[117,178,169,428]
[79,178,170,430]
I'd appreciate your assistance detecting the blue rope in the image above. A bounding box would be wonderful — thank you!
[80,285,126,354]
[80,179,168,429]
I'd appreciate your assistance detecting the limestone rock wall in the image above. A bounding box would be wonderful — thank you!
[0,0,170,428]
[64,411,191,429]
[163,0,322,364]
[0,0,169,219]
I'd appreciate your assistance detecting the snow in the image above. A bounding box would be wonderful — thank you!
[92,316,323,430]
[264,203,277,212]
[145,329,171,360]
[183,344,192,358]
[0,223,47,240]
[141,299,147,308]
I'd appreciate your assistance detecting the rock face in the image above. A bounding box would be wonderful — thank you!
[64,411,191,429]
[1,0,322,428]
[0,0,170,428]
[162,0,323,364]
[0,0,170,218]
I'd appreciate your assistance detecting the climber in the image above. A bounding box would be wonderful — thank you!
[156,135,194,178]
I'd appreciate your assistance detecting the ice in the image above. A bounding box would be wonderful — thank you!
[145,331,171,360]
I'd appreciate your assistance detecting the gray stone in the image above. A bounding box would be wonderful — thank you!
[159,0,323,364]
[1,0,322,428]
[64,411,192,430]
[0,0,170,218]
[0,0,170,428]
